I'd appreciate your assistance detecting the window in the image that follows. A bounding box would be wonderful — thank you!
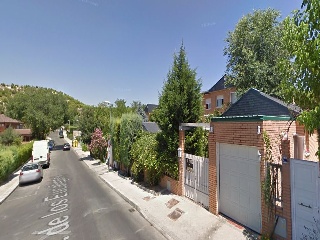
[216,95,224,108]
[230,92,237,104]
[205,99,211,110]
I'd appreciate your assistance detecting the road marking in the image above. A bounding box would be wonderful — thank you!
[41,208,68,219]
[34,175,71,239]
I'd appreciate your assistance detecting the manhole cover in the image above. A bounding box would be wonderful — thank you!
[167,208,184,221]
[128,208,135,212]
[166,198,179,209]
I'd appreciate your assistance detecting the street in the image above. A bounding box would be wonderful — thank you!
[0,134,166,240]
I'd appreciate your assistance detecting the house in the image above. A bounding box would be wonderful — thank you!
[202,75,237,115]
[144,104,158,121]
[162,88,319,239]
[209,89,319,238]
[0,114,23,131]
[14,129,33,142]
[0,114,32,141]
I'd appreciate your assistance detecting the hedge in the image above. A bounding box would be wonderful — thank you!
[0,142,33,183]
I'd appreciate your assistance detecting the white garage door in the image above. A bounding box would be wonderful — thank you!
[291,159,319,240]
[219,143,262,233]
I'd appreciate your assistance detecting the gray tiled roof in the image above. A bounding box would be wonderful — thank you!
[142,122,160,133]
[203,75,234,94]
[222,88,301,117]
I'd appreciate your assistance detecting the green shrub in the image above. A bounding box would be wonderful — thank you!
[0,127,22,146]
[130,132,161,186]
[0,142,32,182]
[111,118,121,165]
[119,113,142,169]
[82,144,89,152]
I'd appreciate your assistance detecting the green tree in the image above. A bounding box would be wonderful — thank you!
[281,0,320,158]
[152,43,203,179]
[224,8,289,98]
[110,117,121,164]
[130,132,160,185]
[131,101,147,122]
[94,104,111,134]
[0,126,22,146]
[78,106,96,144]
[119,113,142,172]
[112,99,130,118]
[6,88,68,139]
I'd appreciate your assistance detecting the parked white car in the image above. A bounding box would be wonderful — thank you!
[19,163,43,185]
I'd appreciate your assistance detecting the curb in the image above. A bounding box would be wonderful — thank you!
[0,177,19,205]
[98,174,141,212]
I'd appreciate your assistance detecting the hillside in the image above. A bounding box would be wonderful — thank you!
[0,83,84,114]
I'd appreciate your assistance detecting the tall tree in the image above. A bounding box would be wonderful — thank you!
[78,106,96,144]
[152,43,203,178]
[281,0,320,158]
[131,101,147,122]
[112,99,129,118]
[224,8,289,97]
[6,88,68,139]
[119,113,142,172]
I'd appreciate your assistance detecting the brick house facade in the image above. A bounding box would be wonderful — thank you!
[202,75,237,115]
[160,88,319,239]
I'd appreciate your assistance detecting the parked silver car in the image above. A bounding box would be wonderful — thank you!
[19,163,43,185]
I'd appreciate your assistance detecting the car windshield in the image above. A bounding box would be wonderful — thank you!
[22,164,38,171]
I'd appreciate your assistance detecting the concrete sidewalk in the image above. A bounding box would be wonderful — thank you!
[0,138,258,239]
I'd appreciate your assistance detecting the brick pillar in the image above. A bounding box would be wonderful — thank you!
[261,140,292,238]
[208,122,218,214]
[281,140,292,240]
[177,129,185,196]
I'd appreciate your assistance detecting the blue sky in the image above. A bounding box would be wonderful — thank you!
[0,0,302,106]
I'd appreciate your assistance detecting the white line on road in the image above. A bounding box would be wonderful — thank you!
[40,208,68,219]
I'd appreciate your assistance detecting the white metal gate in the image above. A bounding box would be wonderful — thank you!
[291,159,320,240]
[184,153,209,209]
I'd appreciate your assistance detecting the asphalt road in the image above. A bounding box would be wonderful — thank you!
[0,134,166,240]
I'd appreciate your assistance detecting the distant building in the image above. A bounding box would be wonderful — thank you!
[0,114,23,131]
[0,114,32,141]
[144,104,158,121]
[202,75,237,115]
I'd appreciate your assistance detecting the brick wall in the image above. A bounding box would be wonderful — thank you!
[209,119,297,237]
[279,140,292,240]
[159,175,180,195]
[208,127,218,214]
[307,130,319,162]
[208,121,264,215]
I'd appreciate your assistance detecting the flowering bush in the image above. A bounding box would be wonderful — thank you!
[89,128,108,162]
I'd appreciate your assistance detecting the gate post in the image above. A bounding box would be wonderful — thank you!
[208,122,218,215]
[178,127,185,196]
[280,140,292,240]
